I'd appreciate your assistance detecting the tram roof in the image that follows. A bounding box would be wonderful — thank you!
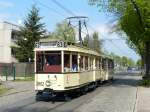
[34,40,113,59]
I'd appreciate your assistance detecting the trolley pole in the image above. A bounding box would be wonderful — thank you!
[79,20,82,46]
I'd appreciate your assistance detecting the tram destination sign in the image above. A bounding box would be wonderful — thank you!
[35,41,68,48]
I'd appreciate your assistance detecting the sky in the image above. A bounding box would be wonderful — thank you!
[0,0,140,61]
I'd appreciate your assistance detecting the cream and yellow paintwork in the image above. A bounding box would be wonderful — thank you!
[34,44,114,91]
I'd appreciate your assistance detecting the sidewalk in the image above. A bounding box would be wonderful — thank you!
[137,87,150,112]
[0,81,34,96]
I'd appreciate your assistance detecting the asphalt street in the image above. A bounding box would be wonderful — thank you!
[0,72,141,112]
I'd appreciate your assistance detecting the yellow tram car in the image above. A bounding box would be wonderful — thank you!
[34,40,114,100]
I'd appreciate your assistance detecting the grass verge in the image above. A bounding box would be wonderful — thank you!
[14,77,34,81]
[0,85,8,95]
[139,79,150,87]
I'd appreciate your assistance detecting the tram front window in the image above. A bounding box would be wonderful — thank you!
[36,51,61,73]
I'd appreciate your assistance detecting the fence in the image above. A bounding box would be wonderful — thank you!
[0,63,34,81]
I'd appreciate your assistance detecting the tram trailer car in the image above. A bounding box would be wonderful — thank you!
[34,41,114,100]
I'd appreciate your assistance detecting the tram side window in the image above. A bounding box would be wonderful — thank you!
[108,59,111,69]
[99,58,101,69]
[96,58,99,70]
[102,58,106,70]
[79,56,84,71]
[85,56,88,70]
[72,55,78,72]
[36,52,44,73]
[64,54,70,72]
[109,60,114,69]
[90,57,93,70]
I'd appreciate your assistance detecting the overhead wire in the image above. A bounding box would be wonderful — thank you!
[33,0,67,18]
[35,0,129,56]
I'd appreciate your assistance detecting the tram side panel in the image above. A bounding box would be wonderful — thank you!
[79,71,93,86]
[64,73,79,89]
[95,70,101,81]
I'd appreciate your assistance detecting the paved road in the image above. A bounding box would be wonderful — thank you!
[0,72,141,112]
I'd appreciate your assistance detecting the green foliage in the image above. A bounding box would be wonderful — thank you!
[13,5,46,62]
[83,35,90,47]
[89,0,150,55]
[122,56,128,66]
[83,32,102,53]
[136,59,142,67]
[139,79,150,87]
[48,21,76,43]
[89,0,150,75]
[14,76,34,81]
[92,32,101,53]
[109,52,135,67]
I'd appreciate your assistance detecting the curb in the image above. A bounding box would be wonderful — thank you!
[133,87,139,112]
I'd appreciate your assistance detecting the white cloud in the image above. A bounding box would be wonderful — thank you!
[88,23,120,39]
[0,1,14,8]
[0,13,11,21]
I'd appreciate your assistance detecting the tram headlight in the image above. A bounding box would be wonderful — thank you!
[45,80,51,87]
[36,82,44,86]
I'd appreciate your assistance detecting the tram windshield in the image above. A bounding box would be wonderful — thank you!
[36,51,61,73]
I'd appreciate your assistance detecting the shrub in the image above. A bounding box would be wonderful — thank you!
[139,79,150,87]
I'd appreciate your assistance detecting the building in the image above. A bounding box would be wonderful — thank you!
[0,21,19,63]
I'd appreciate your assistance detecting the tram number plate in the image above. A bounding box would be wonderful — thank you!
[57,41,67,47]
[35,41,67,48]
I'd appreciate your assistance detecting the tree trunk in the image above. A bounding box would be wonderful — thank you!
[144,42,150,79]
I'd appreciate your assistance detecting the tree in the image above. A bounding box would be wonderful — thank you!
[92,32,101,53]
[83,32,102,53]
[53,21,76,43]
[136,59,142,67]
[83,35,90,47]
[13,5,46,62]
[89,0,150,78]
[122,56,128,66]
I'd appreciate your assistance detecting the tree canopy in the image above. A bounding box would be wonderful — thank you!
[89,0,150,76]
[13,5,46,62]
[47,21,76,43]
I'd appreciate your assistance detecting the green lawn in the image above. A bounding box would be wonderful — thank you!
[0,85,8,95]
[14,76,34,81]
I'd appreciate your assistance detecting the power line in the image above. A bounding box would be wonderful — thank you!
[36,0,129,56]
[34,0,67,18]
[51,0,76,16]
[107,40,129,56]
[34,0,86,34]
[50,0,90,39]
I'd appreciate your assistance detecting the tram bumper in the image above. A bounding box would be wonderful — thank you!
[36,89,56,101]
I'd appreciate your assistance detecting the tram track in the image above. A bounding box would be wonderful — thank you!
[1,81,112,112]
[46,82,112,112]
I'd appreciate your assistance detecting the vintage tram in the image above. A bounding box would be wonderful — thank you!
[34,40,114,100]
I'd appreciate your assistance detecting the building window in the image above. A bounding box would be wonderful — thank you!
[11,48,16,57]
[11,30,18,41]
